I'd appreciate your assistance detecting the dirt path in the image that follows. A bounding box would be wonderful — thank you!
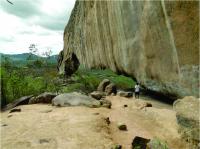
[1,96,188,149]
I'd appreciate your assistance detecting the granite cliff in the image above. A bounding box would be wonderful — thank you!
[58,0,199,99]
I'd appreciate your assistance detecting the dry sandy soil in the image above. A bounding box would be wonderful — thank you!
[1,96,189,149]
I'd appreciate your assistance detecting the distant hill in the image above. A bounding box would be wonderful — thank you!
[0,53,58,66]
[0,53,58,65]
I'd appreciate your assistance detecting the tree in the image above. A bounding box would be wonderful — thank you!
[42,49,52,67]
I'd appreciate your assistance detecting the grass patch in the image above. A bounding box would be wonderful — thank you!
[66,67,135,93]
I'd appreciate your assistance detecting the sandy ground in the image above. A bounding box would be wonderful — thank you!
[0,96,189,149]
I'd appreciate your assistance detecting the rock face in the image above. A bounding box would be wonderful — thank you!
[173,96,200,147]
[59,0,199,99]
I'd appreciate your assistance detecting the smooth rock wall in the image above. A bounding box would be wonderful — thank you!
[58,0,199,99]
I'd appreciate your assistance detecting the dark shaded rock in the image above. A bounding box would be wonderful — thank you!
[111,144,122,149]
[124,104,128,107]
[52,92,101,108]
[99,99,112,109]
[9,108,21,113]
[64,52,80,77]
[7,115,12,118]
[104,117,110,125]
[131,136,150,149]
[90,91,105,100]
[147,138,169,149]
[105,83,117,96]
[97,79,110,92]
[2,124,8,127]
[29,92,57,104]
[2,95,33,111]
[117,123,127,131]
[117,91,133,97]
[173,96,200,147]
[39,139,49,144]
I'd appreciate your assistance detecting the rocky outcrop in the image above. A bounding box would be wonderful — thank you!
[59,0,199,99]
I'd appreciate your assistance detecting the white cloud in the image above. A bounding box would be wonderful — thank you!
[0,0,75,55]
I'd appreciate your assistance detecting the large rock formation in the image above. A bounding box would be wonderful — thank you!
[173,96,200,147]
[58,0,199,99]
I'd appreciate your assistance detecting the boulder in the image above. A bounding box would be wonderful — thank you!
[173,96,200,146]
[52,92,101,108]
[97,79,110,92]
[90,91,105,100]
[99,99,112,109]
[2,95,33,111]
[131,136,150,149]
[105,83,117,96]
[29,92,57,104]
[117,91,133,97]
[117,123,127,131]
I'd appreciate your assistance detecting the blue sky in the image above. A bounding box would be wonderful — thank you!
[0,0,75,55]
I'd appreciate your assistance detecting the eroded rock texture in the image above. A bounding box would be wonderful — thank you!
[58,0,199,99]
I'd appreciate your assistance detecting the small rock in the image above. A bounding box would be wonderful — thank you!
[97,79,110,92]
[2,124,8,127]
[117,123,127,131]
[111,93,115,96]
[117,91,133,97]
[124,104,128,107]
[99,99,112,109]
[39,139,49,144]
[7,115,13,118]
[111,144,122,149]
[9,108,21,113]
[90,91,105,100]
[131,136,150,149]
[93,113,99,115]
[104,117,110,125]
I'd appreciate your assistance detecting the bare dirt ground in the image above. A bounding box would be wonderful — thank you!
[1,96,189,149]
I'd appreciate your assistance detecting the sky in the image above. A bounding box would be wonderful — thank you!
[0,0,75,55]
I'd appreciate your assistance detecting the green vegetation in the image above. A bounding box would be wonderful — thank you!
[1,56,135,108]
[147,138,169,149]
[69,67,135,93]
